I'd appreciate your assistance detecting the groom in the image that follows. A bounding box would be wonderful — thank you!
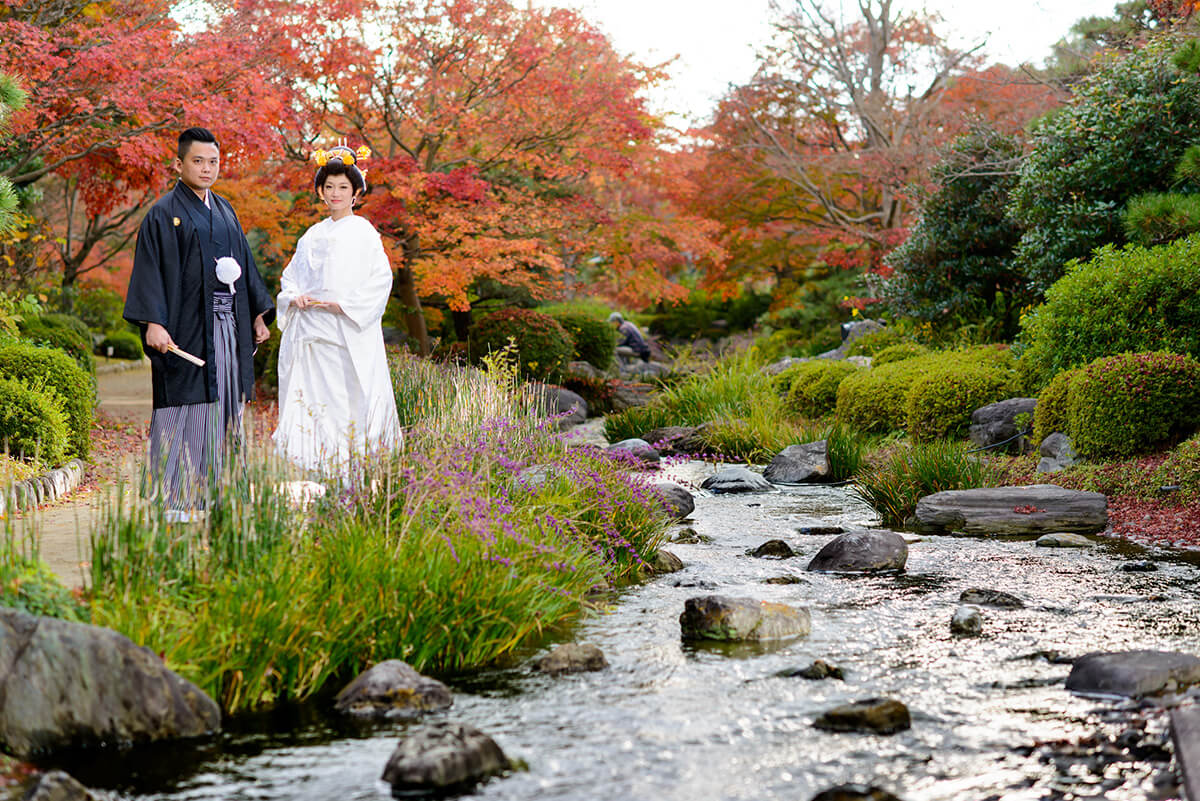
[123,127,274,517]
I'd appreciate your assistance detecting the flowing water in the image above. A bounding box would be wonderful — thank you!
[55,460,1200,801]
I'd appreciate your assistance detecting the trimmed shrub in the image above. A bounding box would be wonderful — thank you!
[836,347,1016,434]
[470,308,574,381]
[550,312,615,371]
[0,375,69,465]
[0,342,93,459]
[874,343,930,366]
[20,317,95,375]
[1066,351,1200,459]
[906,363,1016,442]
[99,330,144,360]
[784,360,861,417]
[845,326,905,357]
[1032,367,1080,446]
[1018,235,1200,389]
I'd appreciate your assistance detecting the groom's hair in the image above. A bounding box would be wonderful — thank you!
[178,127,219,159]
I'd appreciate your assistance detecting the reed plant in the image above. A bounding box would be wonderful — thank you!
[853,440,996,525]
[88,353,669,714]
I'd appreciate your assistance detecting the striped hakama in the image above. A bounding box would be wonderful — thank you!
[147,292,242,509]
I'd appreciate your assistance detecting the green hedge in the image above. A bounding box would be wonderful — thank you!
[1032,367,1080,446]
[874,343,930,366]
[470,308,574,381]
[99,330,144,360]
[20,317,95,375]
[1066,351,1200,459]
[0,342,93,459]
[836,347,1017,435]
[783,360,861,417]
[906,363,1016,442]
[1019,235,1200,389]
[39,312,91,340]
[0,375,69,465]
[549,312,615,371]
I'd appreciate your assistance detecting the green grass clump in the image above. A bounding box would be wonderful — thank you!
[854,440,996,525]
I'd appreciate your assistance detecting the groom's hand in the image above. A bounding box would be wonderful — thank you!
[145,322,175,353]
[253,314,270,344]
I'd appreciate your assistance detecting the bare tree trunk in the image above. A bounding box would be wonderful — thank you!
[394,264,430,356]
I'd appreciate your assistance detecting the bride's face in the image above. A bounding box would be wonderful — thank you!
[319,174,357,214]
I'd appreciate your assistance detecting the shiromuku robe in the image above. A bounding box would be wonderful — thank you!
[273,214,401,472]
[122,181,274,407]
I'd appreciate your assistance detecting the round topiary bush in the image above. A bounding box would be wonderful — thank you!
[784,360,861,417]
[549,312,615,371]
[1032,367,1080,446]
[20,318,95,375]
[0,342,93,459]
[1066,351,1200,459]
[906,363,1017,442]
[470,308,574,381]
[99,330,144,360]
[873,343,930,366]
[0,375,69,465]
[1018,235,1200,390]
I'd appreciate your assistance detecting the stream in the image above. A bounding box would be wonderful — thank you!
[54,459,1200,801]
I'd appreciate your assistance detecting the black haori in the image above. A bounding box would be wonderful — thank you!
[147,292,243,510]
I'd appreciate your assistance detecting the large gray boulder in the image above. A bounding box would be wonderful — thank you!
[763,441,830,484]
[914,484,1107,536]
[679,595,811,642]
[334,660,453,719]
[1066,651,1200,698]
[610,383,654,411]
[653,482,695,520]
[607,438,660,467]
[1037,432,1079,473]
[700,466,772,494]
[969,398,1037,454]
[531,383,587,427]
[0,608,220,759]
[381,721,509,793]
[807,530,907,573]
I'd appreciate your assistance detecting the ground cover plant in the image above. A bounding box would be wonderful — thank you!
[82,353,670,714]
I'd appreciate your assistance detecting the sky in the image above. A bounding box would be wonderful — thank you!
[532,0,1123,123]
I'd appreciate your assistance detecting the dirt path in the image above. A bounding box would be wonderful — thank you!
[19,365,152,586]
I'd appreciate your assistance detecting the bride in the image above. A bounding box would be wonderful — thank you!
[272,144,401,474]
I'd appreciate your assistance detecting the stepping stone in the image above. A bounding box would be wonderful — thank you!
[807,530,907,573]
[778,659,844,680]
[1066,650,1200,697]
[335,660,453,718]
[914,484,1106,536]
[950,606,982,636]
[679,595,811,642]
[653,482,694,520]
[533,644,608,675]
[752,539,795,559]
[381,721,508,793]
[763,441,829,484]
[700,466,771,494]
[960,589,1024,608]
[1036,532,1093,548]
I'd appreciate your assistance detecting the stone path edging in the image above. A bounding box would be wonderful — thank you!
[1,459,86,516]
[95,357,149,375]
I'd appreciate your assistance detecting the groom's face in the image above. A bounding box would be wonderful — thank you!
[175,142,220,192]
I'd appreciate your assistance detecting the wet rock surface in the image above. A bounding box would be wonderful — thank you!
[679,595,811,642]
[19,771,97,801]
[752,539,796,559]
[650,549,684,574]
[763,441,829,484]
[809,785,902,801]
[779,660,845,681]
[1066,650,1200,698]
[653,482,695,520]
[1036,531,1094,548]
[807,529,907,573]
[380,721,509,793]
[914,484,1107,535]
[0,608,220,759]
[607,438,660,466]
[960,588,1025,608]
[950,606,983,636]
[334,660,453,718]
[700,466,772,494]
[813,698,911,735]
[533,644,608,676]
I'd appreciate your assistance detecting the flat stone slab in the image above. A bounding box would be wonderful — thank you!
[1171,706,1200,801]
[1066,650,1200,697]
[914,484,1107,536]
[807,529,907,573]
[680,595,811,642]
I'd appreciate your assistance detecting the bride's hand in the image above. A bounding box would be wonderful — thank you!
[293,295,315,310]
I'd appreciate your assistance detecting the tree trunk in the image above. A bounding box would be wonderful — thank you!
[394,265,430,356]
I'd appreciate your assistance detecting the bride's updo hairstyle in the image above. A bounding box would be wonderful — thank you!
[310,143,370,196]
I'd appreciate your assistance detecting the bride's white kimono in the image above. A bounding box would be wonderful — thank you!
[273,214,401,473]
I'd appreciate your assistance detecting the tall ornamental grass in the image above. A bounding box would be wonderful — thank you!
[87,355,670,714]
[853,441,996,525]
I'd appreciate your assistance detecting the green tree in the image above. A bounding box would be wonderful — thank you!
[880,127,1026,338]
[1009,38,1200,293]
[0,73,25,235]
